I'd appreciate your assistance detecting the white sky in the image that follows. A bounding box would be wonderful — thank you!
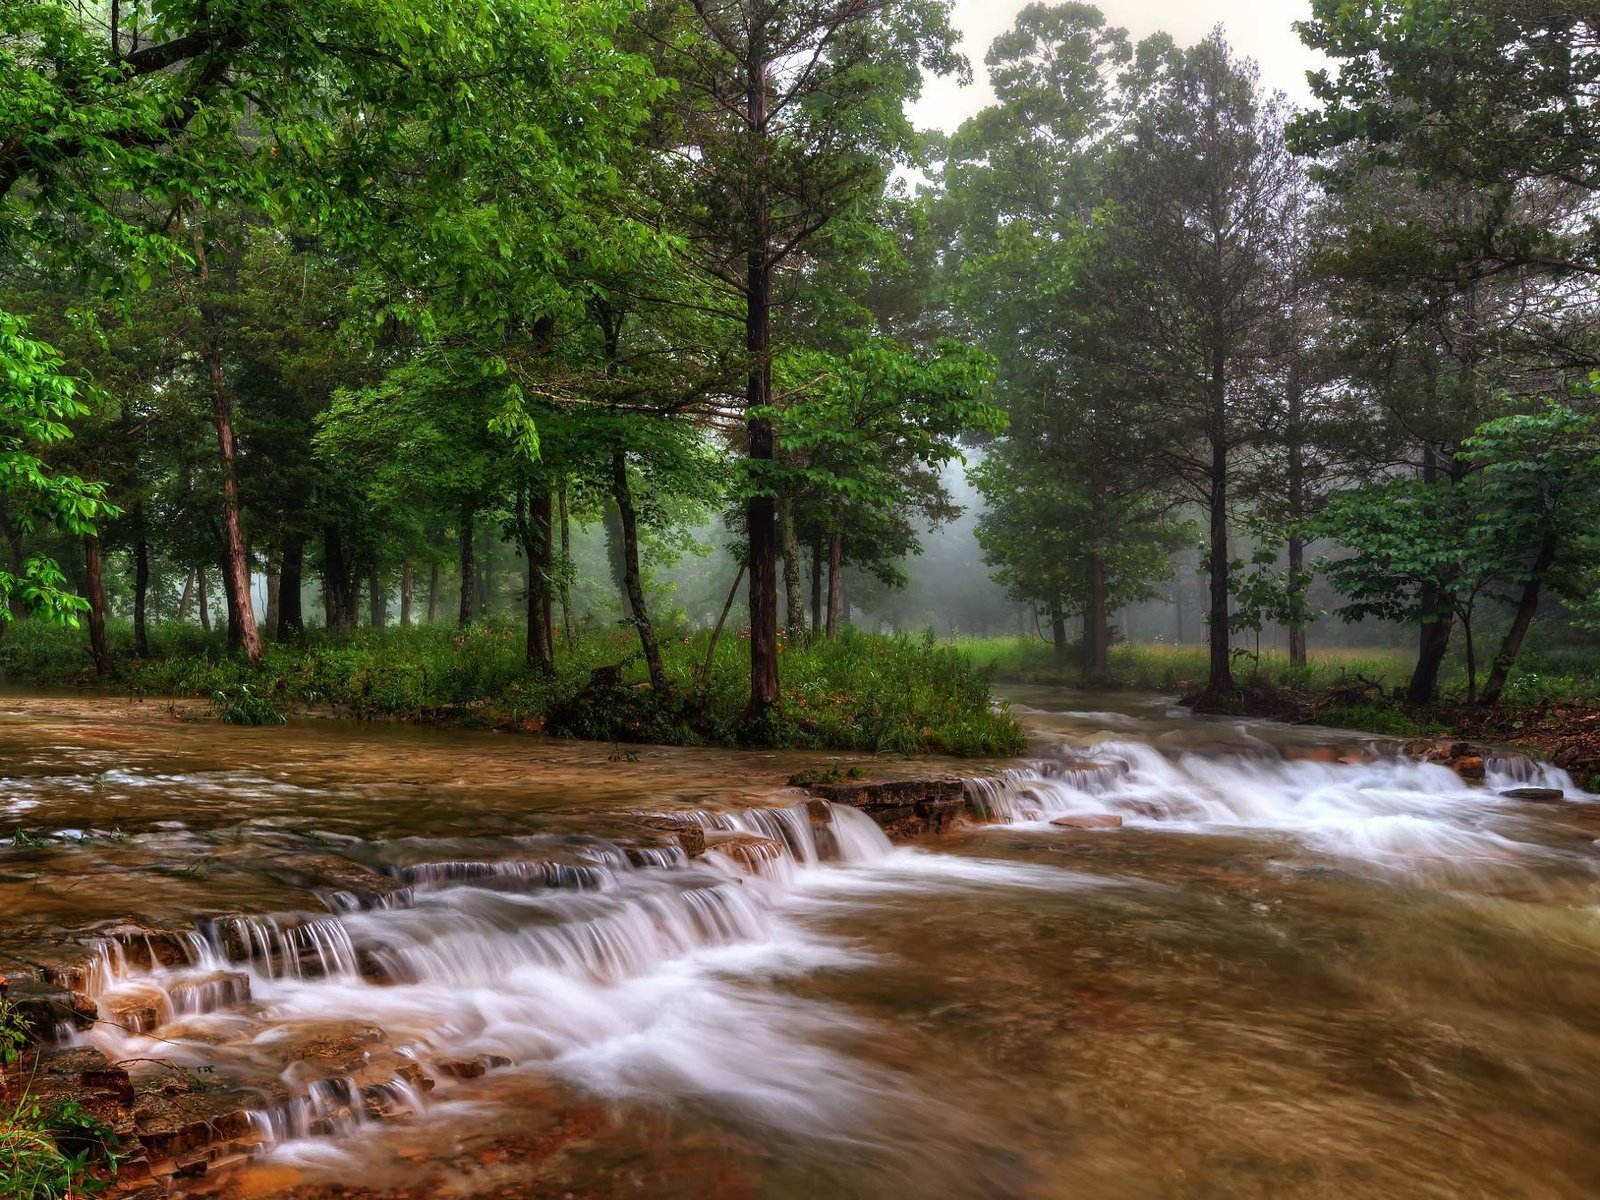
[909,0,1327,132]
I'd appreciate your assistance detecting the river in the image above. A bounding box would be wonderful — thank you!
[4,690,1600,1199]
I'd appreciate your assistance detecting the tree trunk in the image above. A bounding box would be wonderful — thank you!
[558,482,574,648]
[400,559,413,627]
[702,562,747,692]
[1287,533,1307,670]
[602,502,632,619]
[741,10,779,726]
[221,549,241,650]
[613,450,666,692]
[780,498,805,641]
[1407,618,1453,705]
[279,534,304,639]
[1084,554,1108,681]
[133,503,150,658]
[810,536,823,638]
[1480,533,1558,706]
[197,570,211,633]
[264,551,281,646]
[369,566,386,628]
[826,509,843,636]
[518,485,556,674]
[1408,446,1450,704]
[177,569,195,625]
[1206,432,1232,697]
[1463,613,1478,705]
[427,561,440,624]
[458,506,476,628]
[1286,377,1309,670]
[321,525,356,636]
[193,224,262,666]
[1051,603,1068,667]
[84,536,111,678]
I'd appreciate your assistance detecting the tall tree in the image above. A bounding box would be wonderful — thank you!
[643,0,965,728]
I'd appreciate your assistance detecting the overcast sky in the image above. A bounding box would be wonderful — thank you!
[909,0,1327,132]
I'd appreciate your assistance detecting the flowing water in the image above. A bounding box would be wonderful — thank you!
[6,691,1600,1198]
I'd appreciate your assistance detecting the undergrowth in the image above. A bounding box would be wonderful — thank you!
[0,621,1024,757]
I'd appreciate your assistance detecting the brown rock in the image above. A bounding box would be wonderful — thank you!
[1502,787,1565,801]
[1452,755,1486,781]
[802,777,967,840]
[1049,814,1125,831]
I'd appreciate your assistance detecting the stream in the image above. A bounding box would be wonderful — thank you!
[4,690,1600,1199]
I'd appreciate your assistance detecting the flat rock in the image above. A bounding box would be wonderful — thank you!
[1502,787,1565,801]
[1050,814,1125,831]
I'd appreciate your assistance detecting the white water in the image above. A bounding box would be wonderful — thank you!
[79,797,1113,1165]
[968,736,1590,878]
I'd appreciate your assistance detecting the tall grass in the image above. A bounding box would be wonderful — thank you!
[0,620,1024,756]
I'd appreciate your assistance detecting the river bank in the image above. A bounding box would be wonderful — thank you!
[5,690,1600,1198]
[0,622,1025,757]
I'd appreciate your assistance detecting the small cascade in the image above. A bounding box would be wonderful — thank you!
[966,736,1591,874]
[73,798,897,1168]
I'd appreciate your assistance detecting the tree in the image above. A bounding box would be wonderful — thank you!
[1074,33,1300,699]
[1464,386,1600,705]
[643,0,965,728]
[1293,1,1600,284]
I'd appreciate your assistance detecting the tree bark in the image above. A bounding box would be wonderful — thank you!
[558,482,574,648]
[1286,372,1309,670]
[702,562,747,693]
[132,503,150,658]
[427,561,440,624]
[400,559,413,627]
[517,485,556,674]
[458,506,476,628]
[278,533,304,639]
[810,536,823,639]
[193,222,262,666]
[1480,533,1558,706]
[826,505,843,637]
[1084,554,1108,680]
[177,569,195,625]
[612,450,666,692]
[1407,447,1450,705]
[1051,603,1068,667]
[1205,430,1233,697]
[780,498,805,641]
[369,565,386,628]
[84,536,111,678]
[197,570,211,633]
[741,3,779,725]
[264,550,281,646]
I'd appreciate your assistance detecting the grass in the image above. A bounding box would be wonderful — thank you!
[0,1001,117,1199]
[0,619,1025,757]
[956,637,1417,694]
[951,636,1599,740]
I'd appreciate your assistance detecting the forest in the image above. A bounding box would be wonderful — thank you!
[1,0,1598,748]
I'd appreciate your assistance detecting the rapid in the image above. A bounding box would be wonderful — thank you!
[5,691,1600,1199]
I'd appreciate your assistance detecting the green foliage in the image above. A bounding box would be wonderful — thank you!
[0,621,1023,757]
[0,1050,118,1200]
[212,685,287,727]
[0,999,29,1067]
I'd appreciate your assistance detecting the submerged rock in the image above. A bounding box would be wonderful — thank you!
[1501,786,1565,801]
[1049,814,1124,831]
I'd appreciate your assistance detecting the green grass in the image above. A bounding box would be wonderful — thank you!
[0,1001,117,1199]
[0,620,1024,757]
[955,637,1417,695]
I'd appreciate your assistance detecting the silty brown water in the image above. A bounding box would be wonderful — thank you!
[4,691,1600,1199]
